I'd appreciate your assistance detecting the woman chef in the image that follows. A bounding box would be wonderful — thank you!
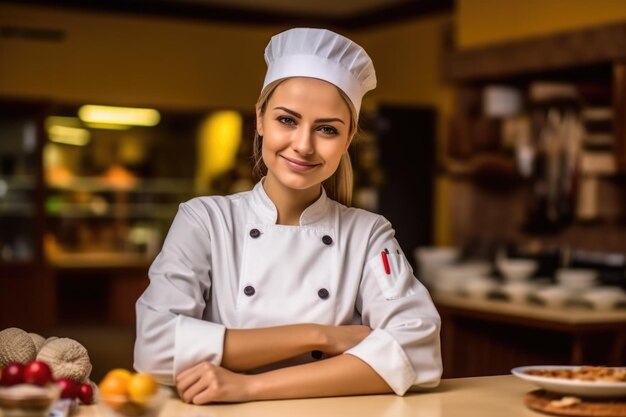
[134,27,442,404]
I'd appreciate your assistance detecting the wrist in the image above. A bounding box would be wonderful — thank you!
[310,324,331,351]
[246,373,266,401]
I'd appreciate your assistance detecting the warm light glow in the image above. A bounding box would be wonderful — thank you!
[47,125,90,146]
[196,111,243,193]
[78,105,160,127]
[85,122,132,130]
[45,116,82,129]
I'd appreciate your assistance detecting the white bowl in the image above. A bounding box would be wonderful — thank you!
[433,262,492,295]
[460,261,492,277]
[433,265,464,294]
[415,247,459,287]
[0,384,61,417]
[501,281,537,303]
[532,286,573,308]
[556,268,598,290]
[461,277,498,299]
[581,287,626,310]
[497,258,537,282]
[98,386,170,417]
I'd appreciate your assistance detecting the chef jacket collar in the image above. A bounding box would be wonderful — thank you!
[251,179,330,226]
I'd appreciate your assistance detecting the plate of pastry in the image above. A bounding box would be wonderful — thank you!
[512,366,626,398]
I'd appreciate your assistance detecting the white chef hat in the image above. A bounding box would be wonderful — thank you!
[262,28,377,114]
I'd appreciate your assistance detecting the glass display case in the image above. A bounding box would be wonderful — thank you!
[42,104,209,268]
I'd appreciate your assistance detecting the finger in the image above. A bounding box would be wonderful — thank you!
[191,384,217,405]
[176,362,201,382]
[182,379,211,404]
[176,371,202,397]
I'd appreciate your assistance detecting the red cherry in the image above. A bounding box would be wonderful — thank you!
[78,382,94,405]
[23,360,53,386]
[56,377,80,399]
[0,362,25,386]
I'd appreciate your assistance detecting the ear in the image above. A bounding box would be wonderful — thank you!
[256,108,264,136]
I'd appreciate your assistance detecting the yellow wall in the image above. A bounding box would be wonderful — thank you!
[0,3,450,112]
[458,0,626,49]
[0,4,280,110]
[352,16,451,108]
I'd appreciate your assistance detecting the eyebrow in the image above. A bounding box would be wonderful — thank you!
[273,106,345,125]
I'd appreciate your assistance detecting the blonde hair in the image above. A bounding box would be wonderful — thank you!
[252,79,358,206]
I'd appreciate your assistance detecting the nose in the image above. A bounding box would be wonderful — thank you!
[292,127,314,155]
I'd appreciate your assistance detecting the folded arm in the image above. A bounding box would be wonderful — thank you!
[176,353,392,404]
[222,324,371,372]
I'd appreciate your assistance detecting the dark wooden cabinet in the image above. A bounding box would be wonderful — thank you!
[614,61,626,172]
[436,295,626,378]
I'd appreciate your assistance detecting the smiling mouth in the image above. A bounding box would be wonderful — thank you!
[281,155,319,167]
[281,155,321,171]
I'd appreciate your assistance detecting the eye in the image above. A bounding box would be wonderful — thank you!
[318,125,339,136]
[277,116,296,126]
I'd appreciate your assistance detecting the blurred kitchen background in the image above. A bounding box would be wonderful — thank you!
[1,0,625,381]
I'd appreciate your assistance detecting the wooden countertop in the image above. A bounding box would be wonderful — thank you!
[74,375,543,417]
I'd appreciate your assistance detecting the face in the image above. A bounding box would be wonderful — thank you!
[256,77,352,193]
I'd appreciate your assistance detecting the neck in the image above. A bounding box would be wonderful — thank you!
[262,175,321,225]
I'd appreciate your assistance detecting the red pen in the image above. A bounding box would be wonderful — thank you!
[381,250,391,275]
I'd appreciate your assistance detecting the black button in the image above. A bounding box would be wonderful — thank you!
[318,288,329,299]
[249,229,260,238]
[244,285,255,296]
[322,235,333,245]
[311,350,323,360]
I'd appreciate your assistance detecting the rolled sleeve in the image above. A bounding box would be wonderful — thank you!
[174,315,226,376]
[344,329,416,395]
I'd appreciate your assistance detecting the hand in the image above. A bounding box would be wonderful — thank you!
[175,361,252,404]
[322,325,371,356]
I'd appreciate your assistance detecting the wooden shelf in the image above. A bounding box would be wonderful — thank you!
[434,293,626,327]
[47,177,193,193]
[48,252,152,269]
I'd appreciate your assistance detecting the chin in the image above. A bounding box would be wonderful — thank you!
[279,175,320,191]
[273,170,325,191]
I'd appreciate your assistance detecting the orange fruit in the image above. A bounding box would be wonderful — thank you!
[99,371,131,409]
[103,368,132,384]
[99,375,129,397]
[127,373,158,404]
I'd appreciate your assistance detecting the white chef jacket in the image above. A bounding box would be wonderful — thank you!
[134,180,442,395]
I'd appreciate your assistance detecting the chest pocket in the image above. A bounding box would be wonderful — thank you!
[237,224,336,327]
[367,250,416,300]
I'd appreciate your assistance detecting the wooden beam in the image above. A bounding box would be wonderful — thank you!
[444,22,626,82]
[1,0,453,30]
